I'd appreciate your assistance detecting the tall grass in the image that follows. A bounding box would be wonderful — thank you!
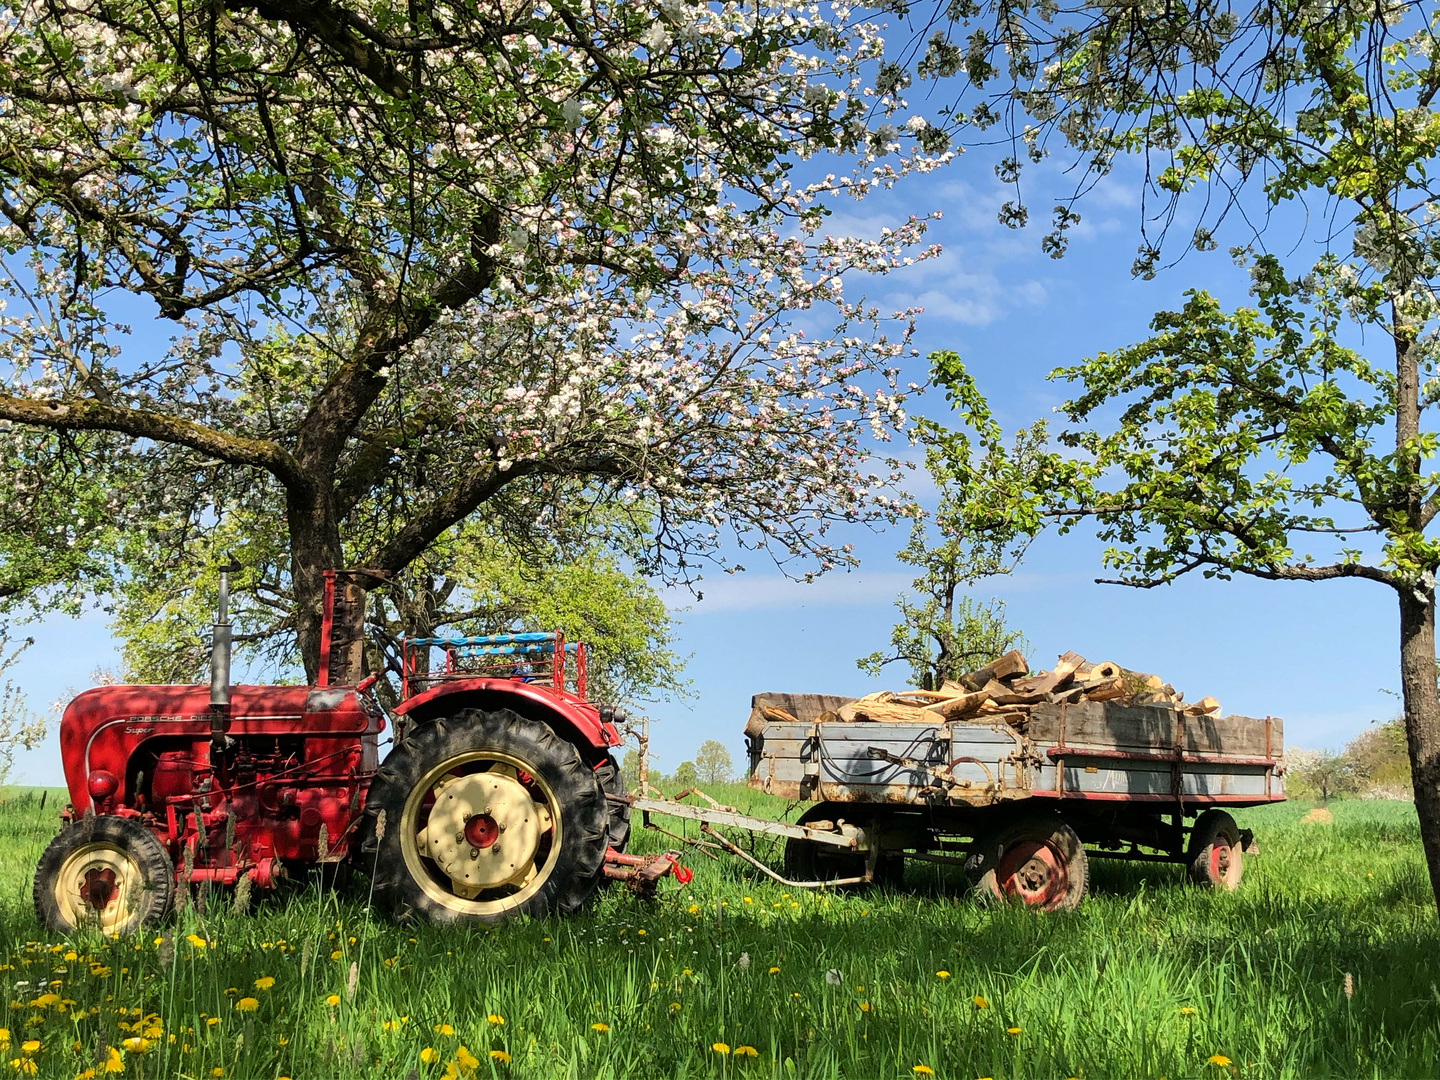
[0,787,1434,1078]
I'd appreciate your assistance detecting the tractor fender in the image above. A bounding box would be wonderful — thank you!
[392,679,620,759]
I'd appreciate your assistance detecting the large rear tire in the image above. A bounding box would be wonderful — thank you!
[33,816,175,935]
[1186,809,1243,889]
[967,814,1088,912]
[361,709,608,925]
[595,753,630,852]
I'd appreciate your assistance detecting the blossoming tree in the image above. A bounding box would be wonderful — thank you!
[0,0,947,674]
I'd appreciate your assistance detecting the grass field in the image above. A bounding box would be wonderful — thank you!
[0,785,1435,1079]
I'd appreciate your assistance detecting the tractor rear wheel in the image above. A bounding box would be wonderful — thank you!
[361,709,608,925]
[595,753,630,852]
[33,816,175,935]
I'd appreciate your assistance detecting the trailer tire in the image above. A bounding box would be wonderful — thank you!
[1186,809,1243,889]
[362,709,609,925]
[967,814,1087,912]
[781,805,904,888]
[33,816,175,935]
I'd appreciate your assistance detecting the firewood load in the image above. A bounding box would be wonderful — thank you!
[756,651,1224,732]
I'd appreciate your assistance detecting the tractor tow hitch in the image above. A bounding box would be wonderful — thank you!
[601,848,692,897]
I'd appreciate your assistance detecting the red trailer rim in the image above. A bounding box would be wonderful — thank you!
[995,839,1070,911]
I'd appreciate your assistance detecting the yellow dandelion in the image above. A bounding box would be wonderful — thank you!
[325,994,340,1007]
[735,1045,758,1057]
[419,1048,437,1064]
[120,1038,150,1053]
[712,1042,730,1055]
[185,935,207,949]
[381,1020,402,1032]
[254,976,275,991]
[768,966,780,975]
[455,1046,480,1072]
[912,1067,934,1077]
[860,1002,872,1012]
[0,1031,7,1048]
[489,1050,511,1064]
[936,970,950,979]
[211,1069,223,1078]
[330,950,343,961]
[103,1047,123,1074]
[8,1059,35,1075]
[682,969,692,976]
[234,998,258,1013]
[1208,1055,1232,1068]
[972,994,988,1009]
[742,896,752,903]
[591,1023,610,1033]
[687,904,700,915]
[1007,1026,1021,1035]
[204,1018,219,1027]
[433,1023,454,1036]
[668,1002,681,1013]
[487,1013,505,1025]
[16,1043,37,1056]
[276,1037,288,1047]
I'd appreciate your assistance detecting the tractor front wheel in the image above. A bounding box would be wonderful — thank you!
[361,709,608,925]
[33,816,175,935]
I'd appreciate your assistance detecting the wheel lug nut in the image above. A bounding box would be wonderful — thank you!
[455,832,465,844]
[498,822,506,831]
[469,848,479,859]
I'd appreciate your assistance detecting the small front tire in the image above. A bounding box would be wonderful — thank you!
[968,814,1088,912]
[33,816,175,935]
[1186,809,1243,889]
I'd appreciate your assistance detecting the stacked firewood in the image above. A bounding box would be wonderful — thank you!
[801,651,1221,728]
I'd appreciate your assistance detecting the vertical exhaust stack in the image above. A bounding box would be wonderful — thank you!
[210,560,242,757]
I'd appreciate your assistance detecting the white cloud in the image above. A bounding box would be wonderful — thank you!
[667,571,913,613]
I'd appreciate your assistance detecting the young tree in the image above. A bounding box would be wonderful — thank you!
[0,0,946,676]
[695,740,733,784]
[1289,749,1361,805]
[671,760,699,789]
[858,421,1030,688]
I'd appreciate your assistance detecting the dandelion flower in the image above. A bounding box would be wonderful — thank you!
[936,971,950,979]
[330,950,343,961]
[972,995,988,1009]
[205,1018,219,1027]
[768,967,780,975]
[325,995,340,1007]
[489,1050,511,1064]
[185,935,207,949]
[487,1013,504,1025]
[711,1042,730,1055]
[912,1067,934,1077]
[234,998,258,1013]
[16,1043,37,1056]
[591,1023,610,1033]
[1208,1055,1232,1067]
[859,1002,871,1012]
[103,1047,123,1074]
[120,1038,150,1053]
[8,1059,35,1075]
[1007,1026,1021,1035]
[419,1048,437,1064]
[455,1046,480,1072]
[668,1003,681,1013]
[212,1069,224,1078]
[687,904,700,915]
[433,1023,454,1036]
[254,977,275,991]
[381,1020,402,1032]
[735,1046,758,1057]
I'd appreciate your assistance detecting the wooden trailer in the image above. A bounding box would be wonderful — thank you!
[736,691,1284,910]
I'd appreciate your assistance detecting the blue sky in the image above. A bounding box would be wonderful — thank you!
[5,133,1399,786]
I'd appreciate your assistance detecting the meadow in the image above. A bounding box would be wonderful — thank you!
[0,785,1434,1079]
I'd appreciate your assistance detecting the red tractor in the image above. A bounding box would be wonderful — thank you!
[33,566,678,934]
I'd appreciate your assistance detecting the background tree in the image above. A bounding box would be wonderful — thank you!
[0,0,945,677]
[695,740,733,784]
[859,414,1031,688]
[0,634,44,784]
[671,760,699,789]
[1288,749,1361,805]
[1346,717,1414,798]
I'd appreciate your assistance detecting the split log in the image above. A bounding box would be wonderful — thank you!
[762,706,800,724]
[923,689,991,719]
[981,679,1048,706]
[1183,696,1221,716]
[958,650,1029,691]
[1014,651,1086,695]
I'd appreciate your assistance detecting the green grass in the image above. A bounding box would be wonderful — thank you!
[0,786,1435,1079]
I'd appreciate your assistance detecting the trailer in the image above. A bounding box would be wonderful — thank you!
[616,690,1284,912]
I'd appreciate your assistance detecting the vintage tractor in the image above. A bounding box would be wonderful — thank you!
[33,567,683,934]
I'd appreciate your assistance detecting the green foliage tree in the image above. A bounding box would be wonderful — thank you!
[671,760,699,789]
[922,4,1440,917]
[858,434,1029,688]
[695,740,733,785]
[1288,749,1361,805]
[1346,717,1414,797]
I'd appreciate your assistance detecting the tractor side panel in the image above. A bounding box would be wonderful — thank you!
[394,679,619,757]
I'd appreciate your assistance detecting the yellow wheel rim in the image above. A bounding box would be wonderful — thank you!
[399,750,563,917]
[54,843,144,932]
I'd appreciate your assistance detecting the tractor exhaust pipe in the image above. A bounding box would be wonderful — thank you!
[210,559,242,756]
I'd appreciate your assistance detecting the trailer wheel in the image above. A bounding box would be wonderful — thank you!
[968,815,1087,912]
[33,816,175,935]
[1186,809,1243,889]
[781,805,904,888]
[362,709,609,925]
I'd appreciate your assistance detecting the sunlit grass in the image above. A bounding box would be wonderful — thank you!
[0,786,1434,1078]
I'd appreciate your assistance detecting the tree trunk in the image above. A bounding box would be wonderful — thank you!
[287,484,343,682]
[1397,587,1440,917]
